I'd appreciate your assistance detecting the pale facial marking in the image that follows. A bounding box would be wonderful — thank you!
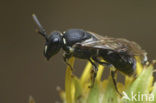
[63,38,66,44]
[44,45,48,53]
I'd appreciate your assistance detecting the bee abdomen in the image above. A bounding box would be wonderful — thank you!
[99,49,136,76]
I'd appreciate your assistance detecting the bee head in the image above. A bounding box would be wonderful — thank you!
[44,31,63,60]
[32,14,63,60]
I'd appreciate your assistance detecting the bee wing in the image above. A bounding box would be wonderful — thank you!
[74,31,147,62]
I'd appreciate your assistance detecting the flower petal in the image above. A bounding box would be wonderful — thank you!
[80,62,92,87]
[65,57,75,103]
[96,65,104,82]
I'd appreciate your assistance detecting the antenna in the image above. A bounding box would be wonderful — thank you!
[32,14,48,41]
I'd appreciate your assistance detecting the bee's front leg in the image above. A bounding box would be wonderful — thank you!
[63,53,73,71]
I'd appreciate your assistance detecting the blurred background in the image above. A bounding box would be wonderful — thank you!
[1,0,156,103]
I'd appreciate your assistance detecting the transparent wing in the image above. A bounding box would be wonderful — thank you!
[74,31,147,61]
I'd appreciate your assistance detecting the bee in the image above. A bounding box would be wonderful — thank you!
[32,14,147,96]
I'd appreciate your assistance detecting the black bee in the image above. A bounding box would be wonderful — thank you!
[32,14,147,96]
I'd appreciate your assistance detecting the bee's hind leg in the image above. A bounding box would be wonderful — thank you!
[88,58,98,88]
[92,57,122,96]
[111,70,122,97]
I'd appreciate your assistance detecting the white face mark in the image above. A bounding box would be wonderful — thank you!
[63,38,66,44]
[44,45,48,53]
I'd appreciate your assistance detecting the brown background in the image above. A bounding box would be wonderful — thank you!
[1,0,156,103]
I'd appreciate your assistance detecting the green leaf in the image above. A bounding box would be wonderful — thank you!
[102,77,119,103]
[87,81,99,103]
[124,66,153,103]
[150,83,156,103]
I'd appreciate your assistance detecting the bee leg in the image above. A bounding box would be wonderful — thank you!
[92,57,111,66]
[88,58,98,88]
[63,53,73,71]
[93,57,121,96]
[111,70,122,97]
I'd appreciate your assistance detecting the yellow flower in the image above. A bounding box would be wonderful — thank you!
[29,58,156,103]
[57,57,156,103]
